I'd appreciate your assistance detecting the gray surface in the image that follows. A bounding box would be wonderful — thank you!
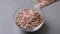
[0,0,60,34]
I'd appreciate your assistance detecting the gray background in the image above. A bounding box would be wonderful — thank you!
[0,0,60,34]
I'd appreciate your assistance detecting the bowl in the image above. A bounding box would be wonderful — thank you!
[14,8,45,32]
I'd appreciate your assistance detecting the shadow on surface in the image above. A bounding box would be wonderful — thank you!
[24,21,49,34]
[55,0,60,2]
